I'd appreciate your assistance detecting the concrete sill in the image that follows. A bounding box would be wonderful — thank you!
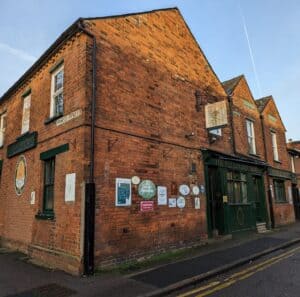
[44,114,63,125]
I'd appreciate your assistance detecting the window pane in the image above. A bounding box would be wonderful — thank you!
[44,185,54,211]
[54,70,64,91]
[54,93,64,116]
[234,181,241,203]
[242,182,248,203]
[227,181,233,202]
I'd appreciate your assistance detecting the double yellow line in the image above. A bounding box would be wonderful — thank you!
[178,246,300,297]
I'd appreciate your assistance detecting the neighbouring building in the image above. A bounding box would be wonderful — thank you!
[287,141,300,220]
[0,8,297,275]
[256,96,296,226]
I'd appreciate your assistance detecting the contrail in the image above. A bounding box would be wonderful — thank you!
[0,42,36,63]
[238,2,262,97]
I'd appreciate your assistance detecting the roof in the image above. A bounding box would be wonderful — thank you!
[255,96,272,112]
[222,75,244,95]
[0,7,180,103]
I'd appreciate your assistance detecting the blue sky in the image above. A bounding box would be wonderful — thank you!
[1,0,299,139]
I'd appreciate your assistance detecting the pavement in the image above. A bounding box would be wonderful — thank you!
[1,222,300,297]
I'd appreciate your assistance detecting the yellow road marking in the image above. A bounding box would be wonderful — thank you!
[177,282,221,297]
[177,246,300,297]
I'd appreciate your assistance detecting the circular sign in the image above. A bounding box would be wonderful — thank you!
[192,185,200,195]
[131,176,141,185]
[138,180,156,200]
[15,155,27,196]
[177,196,186,209]
[179,184,190,196]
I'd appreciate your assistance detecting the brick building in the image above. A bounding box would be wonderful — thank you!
[287,141,300,220]
[0,8,296,275]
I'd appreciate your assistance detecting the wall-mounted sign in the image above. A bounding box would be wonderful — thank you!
[168,198,177,208]
[30,191,35,205]
[157,186,167,205]
[138,180,156,200]
[116,178,131,206]
[179,184,190,196]
[15,155,27,196]
[56,109,82,126]
[131,176,141,185]
[177,196,186,209]
[140,201,154,212]
[200,185,205,194]
[65,173,76,202]
[205,100,228,129]
[192,185,200,196]
[195,197,200,209]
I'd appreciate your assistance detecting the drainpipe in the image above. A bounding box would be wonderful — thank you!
[78,20,96,275]
[260,114,275,228]
[227,95,237,155]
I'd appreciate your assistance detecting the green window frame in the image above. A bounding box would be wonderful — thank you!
[43,157,55,213]
[274,179,286,203]
[227,171,248,204]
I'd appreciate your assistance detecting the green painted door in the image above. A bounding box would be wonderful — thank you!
[253,176,266,223]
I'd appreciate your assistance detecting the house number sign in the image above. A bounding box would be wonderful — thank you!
[15,155,27,196]
[138,180,156,200]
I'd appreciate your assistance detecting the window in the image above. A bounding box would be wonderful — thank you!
[209,128,222,136]
[271,131,279,161]
[50,65,64,118]
[246,119,256,155]
[227,171,248,204]
[0,113,7,147]
[274,180,286,203]
[21,94,31,134]
[43,157,55,213]
[291,156,295,173]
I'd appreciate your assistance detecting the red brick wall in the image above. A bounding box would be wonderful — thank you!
[231,77,265,160]
[0,33,91,274]
[83,9,233,266]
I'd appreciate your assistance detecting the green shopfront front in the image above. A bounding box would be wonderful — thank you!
[203,150,269,237]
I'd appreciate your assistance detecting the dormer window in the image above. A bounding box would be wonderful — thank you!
[50,64,64,118]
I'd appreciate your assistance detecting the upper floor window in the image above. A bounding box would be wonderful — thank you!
[0,113,7,147]
[50,65,64,118]
[271,131,279,161]
[291,156,295,173]
[246,119,256,155]
[21,93,31,134]
[227,171,248,204]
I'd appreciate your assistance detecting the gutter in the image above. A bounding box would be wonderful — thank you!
[77,20,97,276]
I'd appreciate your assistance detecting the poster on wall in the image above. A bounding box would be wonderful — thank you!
[116,178,132,206]
[15,155,27,196]
[157,186,167,205]
[195,197,200,209]
[168,198,177,208]
[65,173,76,202]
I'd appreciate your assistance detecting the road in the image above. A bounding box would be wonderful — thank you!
[172,243,300,297]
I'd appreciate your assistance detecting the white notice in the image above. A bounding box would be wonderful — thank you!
[65,173,76,202]
[157,186,167,205]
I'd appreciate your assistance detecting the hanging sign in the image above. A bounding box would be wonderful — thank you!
[115,178,132,206]
[15,155,27,196]
[177,196,186,209]
[205,100,228,129]
[195,197,200,209]
[140,201,154,212]
[168,198,177,208]
[138,180,156,200]
[179,184,190,196]
[157,186,167,205]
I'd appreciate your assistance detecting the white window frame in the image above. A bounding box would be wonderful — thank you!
[50,64,64,118]
[21,94,31,135]
[0,113,6,147]
[271,131,279,161]
[246,119,256,155]
[291,156,295,173]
